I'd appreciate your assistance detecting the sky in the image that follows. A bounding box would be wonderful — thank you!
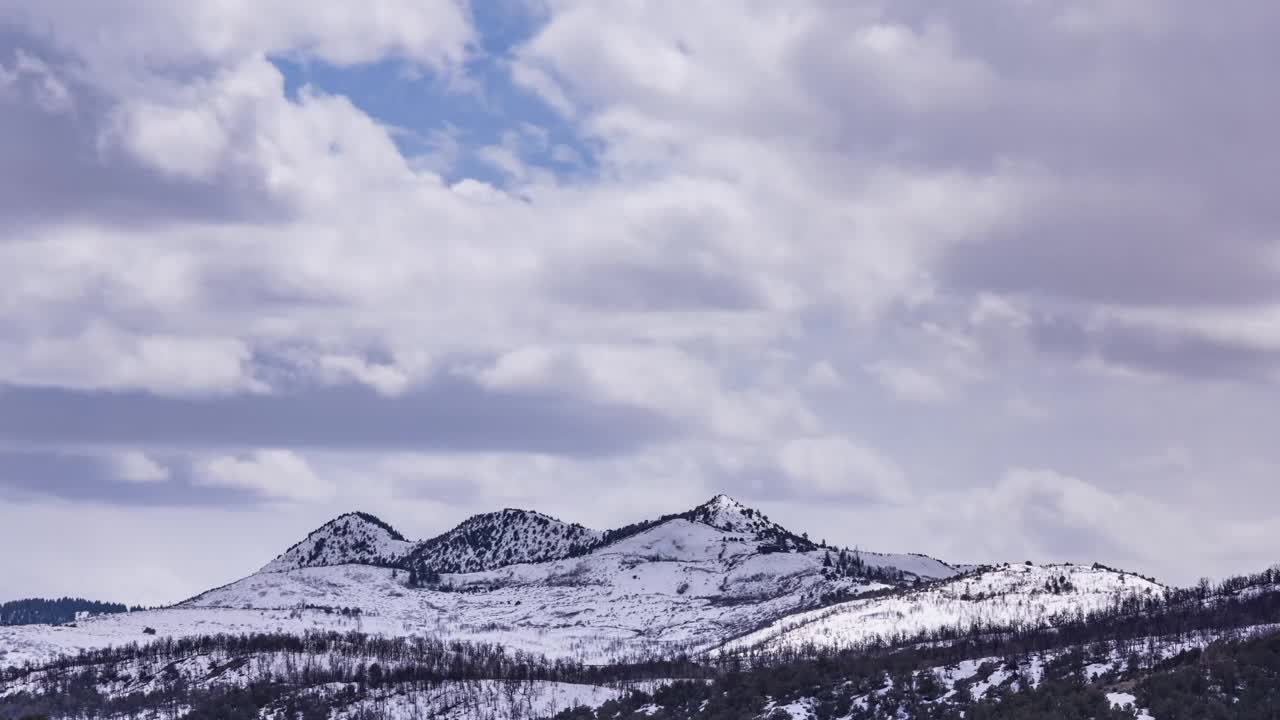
[1,1,1278,605]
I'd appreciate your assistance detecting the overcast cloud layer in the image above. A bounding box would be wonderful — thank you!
[1,1,1278,604]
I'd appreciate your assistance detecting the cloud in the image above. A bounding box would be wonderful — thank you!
[1004,396,1049,422]
[0,379,678,457]
[777,436,912,504]
[0,0,474,74]
[114,451,170,484]
[912,467,1280,584]
[0,328,260,396]
[0,449,254,507]
[551,260,761,313]
[1026,313,1280,383]
[195,449,333,502]
[804,360,844,389]
[0,48,73,113]
[0,0,1279,602]
[867,362,950,404]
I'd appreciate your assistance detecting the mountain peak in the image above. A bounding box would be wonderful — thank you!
[405,508,602,575]
[701,493,745,510]
[332,511,408,542]
[261,511,413,573]
[686,494,793,538]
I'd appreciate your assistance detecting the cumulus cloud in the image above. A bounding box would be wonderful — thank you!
[113,451,171,484]
[777,436,912,504]
[0,0,1278,600]
[0,0,473,74]
[0,327,259,396]
[912,467,1280,584]
[867,363,950,404]
[195,450,333,503]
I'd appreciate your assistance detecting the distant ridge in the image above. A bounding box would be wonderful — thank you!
[258,494,957,584]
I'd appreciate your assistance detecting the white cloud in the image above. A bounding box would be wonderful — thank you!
[0,326,258,395]
[909,467,1280,584]
[804,360,845,389]
[1052,0,1168,35]
[0,0,473,75]
[0,0,1277,601]
[476,345,570,391]
[113,451,171,483]
[110,100,231,181]
[312,354,416,396]
[841,21,993,111]
[1004,395,1050,421]
[1126,446,1194,475]
[867,362,951,404]
[778,435,912,504]
[195,450,334,502]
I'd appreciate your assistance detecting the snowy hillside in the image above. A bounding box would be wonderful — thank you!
[0,500,915,667]
[7,495,1280,720]
[722,562,1167,653]
[0,496,1152,678]
[262,496,956,584]
[405,508,603,575]
[0,629,662,720]
[260,512,414,573]
[180,517,891,662]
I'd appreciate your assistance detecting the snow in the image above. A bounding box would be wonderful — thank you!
[260,512,414,574]
[329,680,635,720]
[260,508,603,577]
[771,699,814,719]
[1107,692,1137,707]
[0,646,655,720]
[0,517,888,667]
[1108,692,1156,720]
[0,496,1179,704]
[0,537,1166,675]
[409,508,604,575]
[691,494,782,536]
[721,563,1166,653]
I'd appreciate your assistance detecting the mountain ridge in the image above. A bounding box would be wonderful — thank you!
[0,492,1172,693]
[261,493,953,579]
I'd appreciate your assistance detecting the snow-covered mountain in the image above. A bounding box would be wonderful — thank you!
[260,495,954,583]
[260,512,414,573]
[12,493,1280,720]
[679,493,807,543]
[405,508,603,575]
[0,494,1164,674]
[172,496,943,663]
